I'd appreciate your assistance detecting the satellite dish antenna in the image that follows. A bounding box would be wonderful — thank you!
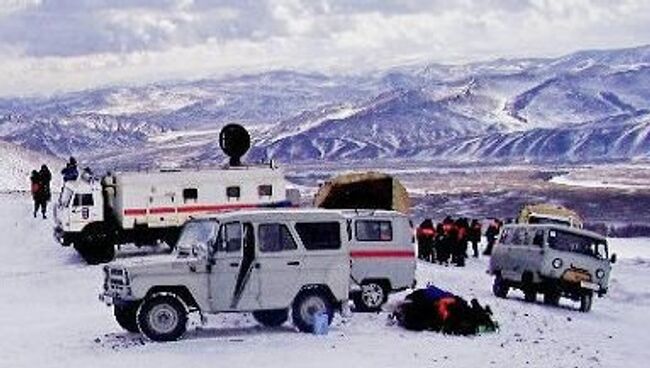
[219,124,251,167]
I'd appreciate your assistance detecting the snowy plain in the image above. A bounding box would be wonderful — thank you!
[0,193,649,368]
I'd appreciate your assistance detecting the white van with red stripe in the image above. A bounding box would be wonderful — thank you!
[54,164,294,264]
[343,210,417,311]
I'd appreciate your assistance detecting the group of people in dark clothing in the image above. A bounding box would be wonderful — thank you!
[29,157,79,219]
[416,216,503,266]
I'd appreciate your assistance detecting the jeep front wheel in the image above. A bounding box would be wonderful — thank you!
[137,294,188,341]
[353,282,388,312]
[292,290,333,333]
[114,302,141,333]
[253,309,289,327]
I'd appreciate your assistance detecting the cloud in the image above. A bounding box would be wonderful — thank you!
[0,0,650,96]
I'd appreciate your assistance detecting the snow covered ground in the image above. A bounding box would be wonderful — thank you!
[1,193,649,368]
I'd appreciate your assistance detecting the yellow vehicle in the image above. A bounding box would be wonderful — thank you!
[518,204,583,229]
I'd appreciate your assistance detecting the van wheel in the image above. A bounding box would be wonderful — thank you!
[524,289,537,303]
[579,292,593,313]
[353,282,388,312]
[492,276,509,298]
[114,302,141,333]
[292,290,333,333]
[543,291,561,306]
[253,309,289,327]
[137,294,188,341]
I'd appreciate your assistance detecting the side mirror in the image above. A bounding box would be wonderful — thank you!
[610,253,617,264]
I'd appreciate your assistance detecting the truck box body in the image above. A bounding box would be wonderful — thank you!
[106,166,289,230]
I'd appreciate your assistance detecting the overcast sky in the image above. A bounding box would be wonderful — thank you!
[0,0,649,97]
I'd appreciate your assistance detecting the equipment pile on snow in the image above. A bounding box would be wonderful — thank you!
[392,286,497,335]
[314,171,410,214]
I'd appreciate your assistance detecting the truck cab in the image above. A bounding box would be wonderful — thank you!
[54,177,104,246]
[99,209,350,341]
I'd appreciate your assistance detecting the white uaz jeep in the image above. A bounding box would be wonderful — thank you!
[99,209,350,341]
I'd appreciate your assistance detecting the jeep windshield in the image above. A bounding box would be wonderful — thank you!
[176,220,218,258]
[548,229,608,260]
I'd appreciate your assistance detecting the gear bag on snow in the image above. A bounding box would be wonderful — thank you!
[392,286,498,335]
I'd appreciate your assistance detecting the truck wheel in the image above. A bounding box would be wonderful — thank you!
[492,276,509,299]
[78,242,115,265]
[252,309,289,327]
[292,290,333,333]
[78,223,116,264]
[114,302,141,333]
[579,292,593,313]
[137,294,188,341]
[353,281,388,312]
[543,291,561,306]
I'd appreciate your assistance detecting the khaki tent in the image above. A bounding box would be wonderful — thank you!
[314,171,410,214]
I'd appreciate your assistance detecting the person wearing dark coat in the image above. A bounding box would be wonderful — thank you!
[453,218,469,267]
[469,219,482,258]
[483,219,502,256]
[416,219,436,262]
[61,157,79,182]
[30,170,44,218]
[37,164,52,219]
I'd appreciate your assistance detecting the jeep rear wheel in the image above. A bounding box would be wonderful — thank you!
[253,309,289,327]
[492,276,509,299]
[114,302,141,333]
[353,281,388,312]
[137,294,188,341]
[579,292,593,313]
[292,290,333,333]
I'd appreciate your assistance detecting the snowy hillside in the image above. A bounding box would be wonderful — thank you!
[0,141,63,192]
[2,45,650,166]
[0,192,648,367]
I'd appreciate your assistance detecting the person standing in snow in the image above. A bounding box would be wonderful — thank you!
[483,219,501,256]
[453,218,468,267]
[417,219,436,262]
[30,170,43,218]
[61,156,79,182]
[469,219,482,258]
[37,164,52,219]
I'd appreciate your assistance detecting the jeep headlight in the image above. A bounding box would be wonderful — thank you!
[596,269,605,279]
[552,258,563,269]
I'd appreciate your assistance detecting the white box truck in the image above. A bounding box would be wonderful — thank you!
[53,124,297,264]
[54,165,293,264]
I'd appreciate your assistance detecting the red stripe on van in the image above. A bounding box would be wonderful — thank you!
[149,207,176,214]
[124,208,147,216]
[350,250,415,259]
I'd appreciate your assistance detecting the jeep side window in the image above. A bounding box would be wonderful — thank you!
[220,222,242,253]
[295,222,341,250]
[258,223,297,252]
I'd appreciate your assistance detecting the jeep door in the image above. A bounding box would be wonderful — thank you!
[255,222,303,309]
[210,221,261,312]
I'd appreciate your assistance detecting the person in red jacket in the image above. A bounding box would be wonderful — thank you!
[416,219,436,262]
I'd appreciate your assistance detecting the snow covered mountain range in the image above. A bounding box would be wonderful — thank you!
[1,45,649,168]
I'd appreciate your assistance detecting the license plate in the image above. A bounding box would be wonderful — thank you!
[580,281,599,291]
